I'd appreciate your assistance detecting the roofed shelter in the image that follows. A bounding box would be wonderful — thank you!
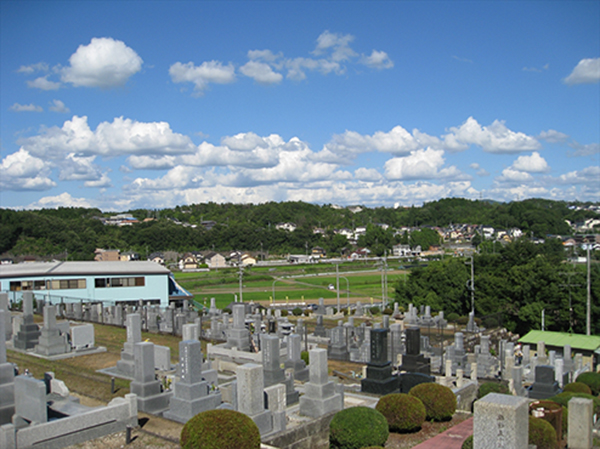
[518,330,600,368]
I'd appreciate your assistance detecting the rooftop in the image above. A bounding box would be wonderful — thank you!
[0,261,170,279]
[518,330,600,352]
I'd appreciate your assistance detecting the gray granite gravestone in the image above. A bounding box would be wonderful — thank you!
[261,334,299,405]
[473,393,529,449]
[225,304,251,351]
[568,397,594,449]
[13,375,47,425]
[115,313,142,378]
[446,332,470,376]
[361,328,399,395]
[399,327,431,374]
[0,309,15,424]
[528,365,561,399]
[313,314,327,337]
[164,340,222,423]
[70,324,95,351]
[129,342,172,414]
[13,292,41,350]
[299,348,343,418]
[476,335,498,378]
[264,383,286,434]
[354,301,363,317]
[328,321,349,361]
[34,305,70,356]
[154,345,172,371]
[284,333,308,382]
[0,293,12,341]
[236,363,273,436]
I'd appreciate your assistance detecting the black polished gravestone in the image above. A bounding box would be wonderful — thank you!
[399,327,431,375]
[527,365,561,400]
[361,328,399,395]
[398,372,434,394]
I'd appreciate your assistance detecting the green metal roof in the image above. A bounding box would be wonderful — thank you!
[518,330,600,352]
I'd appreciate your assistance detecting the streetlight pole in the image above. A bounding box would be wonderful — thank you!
[465,256,475,314]
[238,263,244,302]
[336,261,340,314]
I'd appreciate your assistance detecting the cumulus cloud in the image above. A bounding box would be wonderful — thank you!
[169,61,236,94]
[27,76,61,90]
[21,115,196,159]
[240,61,283,84]
[570,141,600,157]
[0,149,56,191]
[384,148,463,180]
[313,30,357,62]
[58,154,105,182]
[27,192,93,209]
[49,99,70,113]
[61,37,143,88]
[442,117,541,153]
[557,166,600,184]
[84,173,112,188]
[361,50,394,69]
[564,58,600,85]
[10,103,43,112]
[538,129,569,143]
[496,168,534,183]
[511,152,550,173]
[470,163,490,176]
[354,167,382,181]
[17,62,49,74]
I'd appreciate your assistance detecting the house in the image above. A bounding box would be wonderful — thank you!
[276,222,297,232]
[241,253,256,266]
[393,244,411,257]
[205,252,227,269]
[120,251,140,262]
[201,220,217,230]
[148,252,165,265]
[94,249,120,262]
[349,248,371,259]
[179,253,198,270]
[311,247,326,258]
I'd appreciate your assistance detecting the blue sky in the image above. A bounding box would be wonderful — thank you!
[1,1,599,211]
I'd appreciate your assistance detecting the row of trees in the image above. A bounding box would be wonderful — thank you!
[393,239,600,335]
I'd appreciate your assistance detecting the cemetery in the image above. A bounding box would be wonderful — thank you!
[0,293,599,449]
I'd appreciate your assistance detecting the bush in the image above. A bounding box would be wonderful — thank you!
[370,306,381,315]
[447,312,460,322]
[563,382,592,395]
[292,307,303,316]
[329,406,389,449]
[483,316,498,328]
[461,435,473,449]
[456,316,468,325]
[180,409,260,449]
[529,417,557,449]
[300,350,309,365]
[375,393,426,433]
[548,392,600,416]
[383,307,393,315]
[575,372,600,396]
[477,382,509,399]
[222,308,231,314]
[409,383,456,422]
[281,309,288,317]
[303,309,311,316]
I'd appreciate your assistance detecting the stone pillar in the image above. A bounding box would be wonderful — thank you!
[473,393,529,449]
[299,348,343,418]
[236,363,273,436]
[568,397,594,449]
[0,309,15,424]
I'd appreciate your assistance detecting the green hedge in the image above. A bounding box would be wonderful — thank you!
[180,409,260,449]
[329,406,389,449]
[375,393,426,433]
[562,382,592,395]
[575,372,600,396]
[409,383,456,422]
[529,417,557,449]
[477,382,509,399]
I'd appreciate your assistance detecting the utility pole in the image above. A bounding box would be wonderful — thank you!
[465,256,475,314]
[560,258,581,334]
[586,244,591,335]
[336,262,340,314]
[238,262,244,302]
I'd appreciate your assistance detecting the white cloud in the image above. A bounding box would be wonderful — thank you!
[0,149,55,191]
[557,166,600,184]
[384,148,463,180]
[354,167,382,181]
[496,168,534,183]
[27,192,93,209]
[538,129,569,143]
[127,155,177,170]
[49,99,70,113]
[247,49,283,62]
[564,58,600,85]
[10,103,43,112]
[21,115,196,159]
[361,50,394,69]
[58,154,104,182]
[61,37,143,88]
[169,61,236,94]
[469,163,490,176]
[240,60,283,84]
[17,62,49,74]
[27,76,61,90]
[313,31,357,62]
[443,117,541,153]
[511,152,550,173]
[84,173,112,188]
[570,141,600,157]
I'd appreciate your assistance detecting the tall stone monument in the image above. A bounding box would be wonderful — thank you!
[115,313,142,378]
[361,328,399,395]
[129,342,172,414]
[261,334,299,405]
[13,292,40,350]
[0,309,15,424]
[225,304,250,351]
[34,305,70,356]
[299,348,343,418]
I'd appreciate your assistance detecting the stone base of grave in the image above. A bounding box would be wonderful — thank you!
[163,392,222,423]
[0,364,15,424]
[34,329,69,356]
[299,391,342,418]
[328,345,349,361]
[285,360,308,382]
[313,326,327,338]
[399,354,431,375]
[527,382,561,400]
[249,409,273,436]
[361,363,399,395]
[130,381,172,414]
[225,328,251,352]
[13,323,40,350]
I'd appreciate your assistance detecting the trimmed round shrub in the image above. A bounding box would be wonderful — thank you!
[292,307,303,316]
[563,382,592,395]
[300,350,309,365]
[180,409,260,449]
[528,417,557,449]
[461,435,473,449]
[383,307,393,315]
[477,382,509,399]
[370,306,381,315]
[281,309,289,317]
[575,372,600,395]
[409,383,456,422]
[446,312,460,322]
[375,393,426,433]
[329,406,389,449]
[548,392,600,416]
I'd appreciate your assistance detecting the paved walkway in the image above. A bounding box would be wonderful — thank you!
[411,417,473,449]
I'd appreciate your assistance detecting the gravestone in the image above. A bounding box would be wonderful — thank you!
[225,304,250,351]
[13,292,41,350]
[182,323,199,341]
[236,363,273,435]
[0,309,15,424]
[354,301,363,317]
[473,393,529,449]
[70,324,95,350]
[115,314,142,378]
[568,397,594,449]
[511,365,525,396]
[361,328,399,395]
[299,348,343,418]
[13,375,47,426]
[313,314,326,337]
[328,321,349,361]
[446,332,470,376]
[315,298,326,315]
[0,293,12,341]
[129,342,172,414]
[34,305,70,356]
[261,334,299,405]
[466,310,479,333]
[154,345,172,371]
[382,314,390,329]
[399,327,431,374]
[164,340,222,423]
[528,365,561,399]
[476,335,498,378]
[403,303,418,326]
[264,383,286,434]
[284,333,308,382]
[398,372,434,394]
[389,323,403,366]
